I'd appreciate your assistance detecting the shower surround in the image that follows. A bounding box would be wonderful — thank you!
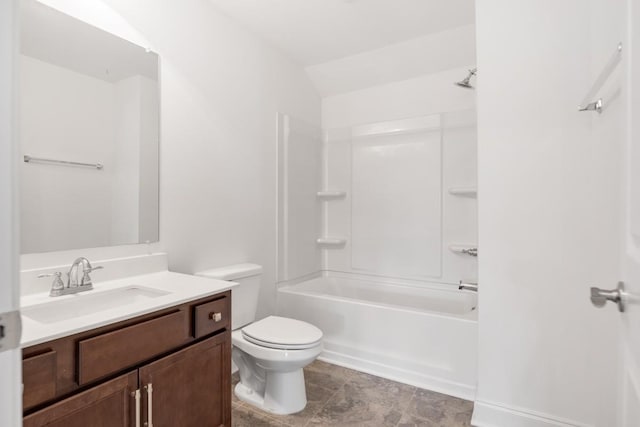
[276,110,478,397]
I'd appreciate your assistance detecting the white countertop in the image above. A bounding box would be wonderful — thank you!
[20,271,237,348]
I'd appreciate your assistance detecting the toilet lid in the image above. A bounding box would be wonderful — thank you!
[241,316,323,350]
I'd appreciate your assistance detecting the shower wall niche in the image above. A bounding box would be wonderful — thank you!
[323,110,477,286]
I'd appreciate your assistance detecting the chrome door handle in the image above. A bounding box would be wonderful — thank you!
[590,281,625,312]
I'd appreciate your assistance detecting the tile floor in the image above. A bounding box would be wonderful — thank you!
[232,360,473,427]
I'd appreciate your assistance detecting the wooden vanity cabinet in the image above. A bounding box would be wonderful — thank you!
[23,372,138,427]
[139,334,229,427]
[22,291,231,427]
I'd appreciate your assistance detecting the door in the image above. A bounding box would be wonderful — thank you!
[139,334,231,427]
[588,0,640,424]
[0,0,22,426]
[618,0,640,423]
[22,372,138,427]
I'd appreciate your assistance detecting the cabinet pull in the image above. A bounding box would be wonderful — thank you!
[144,383,153,427]
[131,389,141,427]
[209,312,222,322]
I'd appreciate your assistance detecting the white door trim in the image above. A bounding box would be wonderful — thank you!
[0,0,22,426]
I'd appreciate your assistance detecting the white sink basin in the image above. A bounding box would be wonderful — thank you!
[22,286,170,324]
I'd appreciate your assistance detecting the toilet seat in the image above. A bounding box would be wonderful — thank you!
[241,316,323,350]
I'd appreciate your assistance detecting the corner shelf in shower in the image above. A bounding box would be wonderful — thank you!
[316,237,347,247]
[317,190,347,200]
[448,187,477,198]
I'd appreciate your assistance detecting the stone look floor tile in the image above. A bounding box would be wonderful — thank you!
[232,404,285,427]
[404,388,473,427]
[346,371,417,412]
[306,371,414,427]
[277,382,336,426]
[231,360,474,427]
[303,360,354,391]
[397,413,440,427]
[308,400,403,426]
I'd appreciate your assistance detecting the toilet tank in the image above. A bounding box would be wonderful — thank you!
[196,263,262,330]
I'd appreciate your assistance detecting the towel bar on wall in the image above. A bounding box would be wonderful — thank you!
[24,155,104,170]
[578,42,622,114]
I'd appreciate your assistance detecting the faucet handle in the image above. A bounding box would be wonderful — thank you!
[38,272,65,296]
[81,265,103,286]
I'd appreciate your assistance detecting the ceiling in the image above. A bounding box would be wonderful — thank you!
[208,0,476,66]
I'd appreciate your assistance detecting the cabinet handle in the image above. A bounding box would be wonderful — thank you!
[144,383,153,427]
[131,389,141,427]
[209,312,222,322]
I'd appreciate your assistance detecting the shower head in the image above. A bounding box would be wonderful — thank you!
[455,68,477,89]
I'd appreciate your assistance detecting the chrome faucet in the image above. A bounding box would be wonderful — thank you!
[68,257,102,287]
[38,257,103,297]
[458,281,478,292]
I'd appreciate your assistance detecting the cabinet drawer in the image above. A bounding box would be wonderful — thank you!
[78,310,189,385]
[23,350,57,410]
[194,297,230,338]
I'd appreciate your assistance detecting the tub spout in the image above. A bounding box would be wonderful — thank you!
[458,281,478,292]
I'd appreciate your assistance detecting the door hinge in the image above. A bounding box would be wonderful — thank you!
[0,310,21,352]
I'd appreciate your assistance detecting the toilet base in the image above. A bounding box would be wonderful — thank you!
[235,368,308,415]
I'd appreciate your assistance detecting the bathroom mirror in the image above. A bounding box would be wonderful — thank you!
[19,1,160,254]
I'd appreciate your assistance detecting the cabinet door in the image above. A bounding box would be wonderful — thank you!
[139,334,231,427]
[23,371,138,427]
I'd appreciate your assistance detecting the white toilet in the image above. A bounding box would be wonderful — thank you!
[197,264,323,415]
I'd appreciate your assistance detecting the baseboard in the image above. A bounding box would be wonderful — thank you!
[318,349,476,401]
[471,400,593,427]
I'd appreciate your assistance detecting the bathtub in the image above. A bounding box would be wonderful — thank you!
[277,275,478,400]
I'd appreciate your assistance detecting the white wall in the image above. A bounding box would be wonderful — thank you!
[307,25,477,97]
[474,0,623,426]
[322,66,476,129]
[30,0,321,319]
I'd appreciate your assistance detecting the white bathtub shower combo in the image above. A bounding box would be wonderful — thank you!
[275,110,478,400]
[279,275,477,399]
